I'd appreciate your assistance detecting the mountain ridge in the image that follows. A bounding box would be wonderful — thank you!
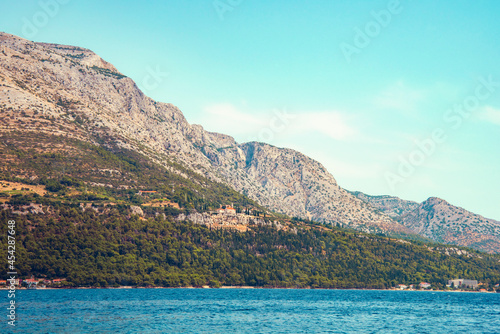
[351,191,500,253]
[401,197,500,253]
[0,31,409,235]
[1,31,499,252]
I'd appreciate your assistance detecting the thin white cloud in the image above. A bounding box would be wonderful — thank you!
[202,103,265,129]
[325,158,381,180]
[479,106,500,126]
[198,103,358,143]
[287,111,357,141]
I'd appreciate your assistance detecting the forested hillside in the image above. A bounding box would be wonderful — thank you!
[0,131,261,213]
[2,206,499,290]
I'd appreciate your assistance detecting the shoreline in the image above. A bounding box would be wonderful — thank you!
[3,286,497,293]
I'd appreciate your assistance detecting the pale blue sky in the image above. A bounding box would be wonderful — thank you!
[1,0,499,220]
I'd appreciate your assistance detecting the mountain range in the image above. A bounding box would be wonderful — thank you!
[1,31,499,253]
[350,192,500,253]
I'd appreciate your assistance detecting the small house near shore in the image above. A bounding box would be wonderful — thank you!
[419,282,431,289]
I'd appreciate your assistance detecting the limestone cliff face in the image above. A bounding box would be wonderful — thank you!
[210,143,405,233]
[0,32,407,233]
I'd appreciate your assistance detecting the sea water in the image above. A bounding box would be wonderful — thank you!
[4,288,500,333]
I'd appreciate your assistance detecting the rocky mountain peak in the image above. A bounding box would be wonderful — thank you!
[351,191,500,253]
[401,197,500,253]
[424,197,446,205]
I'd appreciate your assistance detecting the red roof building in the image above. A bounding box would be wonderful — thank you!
[225,205,236,213]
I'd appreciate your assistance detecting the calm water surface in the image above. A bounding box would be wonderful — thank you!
[3,288,500,333]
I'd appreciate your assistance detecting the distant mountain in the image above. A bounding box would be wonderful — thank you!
[400,197,500,253]
[352,191,500,253]
[349,191,419,218]
[0,32,410,236]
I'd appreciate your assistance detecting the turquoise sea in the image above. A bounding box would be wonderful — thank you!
[3,288,500,333]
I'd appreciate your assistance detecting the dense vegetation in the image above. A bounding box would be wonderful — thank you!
[2,207,500,290]
[0,131,262,212]
[2,132,500,290]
